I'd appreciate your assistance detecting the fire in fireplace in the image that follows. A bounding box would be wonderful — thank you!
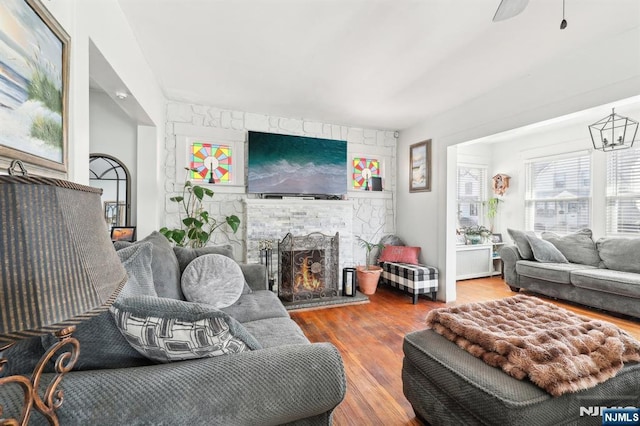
[279,232,339,302]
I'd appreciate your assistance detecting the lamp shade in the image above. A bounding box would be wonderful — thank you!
[0,175,127,344]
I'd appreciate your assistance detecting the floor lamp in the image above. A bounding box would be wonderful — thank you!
[0,163,127,425]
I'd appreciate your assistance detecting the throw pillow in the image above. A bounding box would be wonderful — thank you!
[174,245,251,295]
[541,229,601,267]
[378,245,421,264]
[507,229,535,260]
[173,245,235,273]
[181,254,245,308]
[116,242,158,298]
[115,231,182,300]
[596,237,640,273]
[525,234,569,263]
[40,241,160,371]
[111,295,262,363]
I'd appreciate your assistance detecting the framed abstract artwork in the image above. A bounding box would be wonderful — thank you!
[409,140,432,192]
[0,0,70,174]
[190,142,232,183]
[352,157,380,189]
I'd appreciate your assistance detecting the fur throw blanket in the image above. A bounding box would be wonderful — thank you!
[425,295,640,396]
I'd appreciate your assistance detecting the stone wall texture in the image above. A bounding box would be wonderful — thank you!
[164,101,397,266]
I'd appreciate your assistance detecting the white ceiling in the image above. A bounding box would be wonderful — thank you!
[116,0,640,131]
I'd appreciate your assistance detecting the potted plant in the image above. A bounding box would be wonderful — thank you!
[356,236,385,295]
[160,168,240,248]
[462,225,491,245]
[483,197,503,232]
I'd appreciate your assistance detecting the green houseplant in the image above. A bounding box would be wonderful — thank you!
[160,168,240,248]
[356,236,385,295]
[483,197,503,231]
[462,225,491,245]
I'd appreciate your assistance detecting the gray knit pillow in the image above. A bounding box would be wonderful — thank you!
[526,234,569,263]
[116,242,158,298]
[507,228,535,260]
[541,229,601,266]
[181,254,245,309]
[111,296,262,363]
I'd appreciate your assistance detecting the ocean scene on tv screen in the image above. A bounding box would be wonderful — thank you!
[248,131,347,195]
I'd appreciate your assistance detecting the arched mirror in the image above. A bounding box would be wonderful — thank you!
[89,154,131,230]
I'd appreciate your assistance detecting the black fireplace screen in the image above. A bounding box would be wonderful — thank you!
[278,232,339,302]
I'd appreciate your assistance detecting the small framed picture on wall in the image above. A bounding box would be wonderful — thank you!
[409,139,431,192]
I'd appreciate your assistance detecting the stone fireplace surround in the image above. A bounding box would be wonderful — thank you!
[245,199,353,291]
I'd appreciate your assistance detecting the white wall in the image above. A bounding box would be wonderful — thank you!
[398,26,640,302]
[89,90,138,224]
[42,0,165,237]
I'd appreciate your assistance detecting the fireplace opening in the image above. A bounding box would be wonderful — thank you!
[278,232,339,302]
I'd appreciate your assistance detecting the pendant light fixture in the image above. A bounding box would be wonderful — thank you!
[589,108,639,152]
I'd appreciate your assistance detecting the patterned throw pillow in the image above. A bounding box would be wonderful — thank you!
[378,245,421,264]
[181,254,245,309]
[111,296,262,363]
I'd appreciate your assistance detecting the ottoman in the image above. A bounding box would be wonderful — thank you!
[402,329,640,426]
[380,261,438,304]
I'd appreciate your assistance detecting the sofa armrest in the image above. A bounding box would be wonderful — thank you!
[499,245,522,288]
[240,263,268,291]
[0,343,346,426]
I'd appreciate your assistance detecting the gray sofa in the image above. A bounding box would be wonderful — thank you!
[501,228,640,318]
[1,232,346,425]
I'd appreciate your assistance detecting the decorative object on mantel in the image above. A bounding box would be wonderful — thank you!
[491,174,510,196]
[352,157,380,190]
[355,236,385,294]
[160,168,240,248]
[0,160,127,424]
[589,108,638,152]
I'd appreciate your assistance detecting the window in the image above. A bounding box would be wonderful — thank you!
[457,165,487,228]
[525,153,591,234]
[606,147,640,235]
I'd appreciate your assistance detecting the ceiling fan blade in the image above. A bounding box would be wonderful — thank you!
[493,0,529,22]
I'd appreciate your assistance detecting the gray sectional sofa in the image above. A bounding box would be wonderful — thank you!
[1,232,346,425]
[501,228,640,318]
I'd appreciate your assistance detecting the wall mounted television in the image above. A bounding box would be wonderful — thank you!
[247,131,347,197]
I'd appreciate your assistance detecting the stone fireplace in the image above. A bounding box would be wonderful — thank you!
[278,232,339,302]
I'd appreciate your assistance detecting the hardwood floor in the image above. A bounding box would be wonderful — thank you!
[289,277,640,426]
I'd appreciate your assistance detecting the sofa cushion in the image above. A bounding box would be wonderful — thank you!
[181,254,245,309]
[571,269,640,298]
[115,231,183,300]
[173,245,235,273]
[507,229,535,260]
[525,234,568,263]
[242,317,310,348]
[516,261,595,284]
[597,237,640,274]
[378,245,421,264]
[541,229,601,267]
[1,336,47,376]
[111,295,262,363]
[40,242,160,371]
[220,290,290,323]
